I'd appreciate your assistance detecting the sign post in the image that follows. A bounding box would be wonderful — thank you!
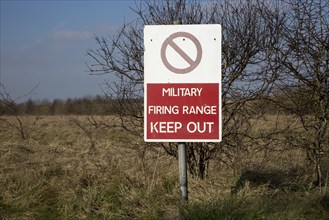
[174,19,188,206]
[144,23,221,205]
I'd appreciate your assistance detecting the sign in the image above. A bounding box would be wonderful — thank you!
[144,24,221,142]
[161,32,202,74]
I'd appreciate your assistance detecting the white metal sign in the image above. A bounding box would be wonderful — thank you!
[144,24,222,142]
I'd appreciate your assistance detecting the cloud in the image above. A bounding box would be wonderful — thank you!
[50,24,119,42]
[52,29,92,41]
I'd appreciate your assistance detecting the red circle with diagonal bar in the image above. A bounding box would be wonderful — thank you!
[161,32,202,74]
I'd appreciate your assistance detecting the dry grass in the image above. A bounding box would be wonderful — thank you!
[0,115,328,219]
[0,116,181,219]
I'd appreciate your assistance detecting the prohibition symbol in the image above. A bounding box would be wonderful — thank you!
[161,32,202,74]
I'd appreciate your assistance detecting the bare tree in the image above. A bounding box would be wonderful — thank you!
[265,0,329,186]
[70,116,97,153]
[0,83,39,139]
[86,0,282,178]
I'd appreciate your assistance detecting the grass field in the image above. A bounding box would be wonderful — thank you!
[0,115,328,219]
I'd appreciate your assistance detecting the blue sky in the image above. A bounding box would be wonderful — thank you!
[1,0,139,101]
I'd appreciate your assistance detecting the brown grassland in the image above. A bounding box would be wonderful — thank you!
[0,115,328,219]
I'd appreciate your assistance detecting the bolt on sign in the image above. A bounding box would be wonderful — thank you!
[144,24,222,142]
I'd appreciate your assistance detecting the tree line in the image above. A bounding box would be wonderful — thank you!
[0,87,323,117]
[0,94,128,116]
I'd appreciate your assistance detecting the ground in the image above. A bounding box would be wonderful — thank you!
[0,115,328,219]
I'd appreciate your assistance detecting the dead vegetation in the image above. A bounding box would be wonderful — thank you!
[0,115,328,219]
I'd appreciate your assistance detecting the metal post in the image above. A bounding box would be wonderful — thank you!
[173,19,188,205]
[178,142,188,205]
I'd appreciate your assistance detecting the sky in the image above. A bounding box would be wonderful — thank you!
[0,0,139,102]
